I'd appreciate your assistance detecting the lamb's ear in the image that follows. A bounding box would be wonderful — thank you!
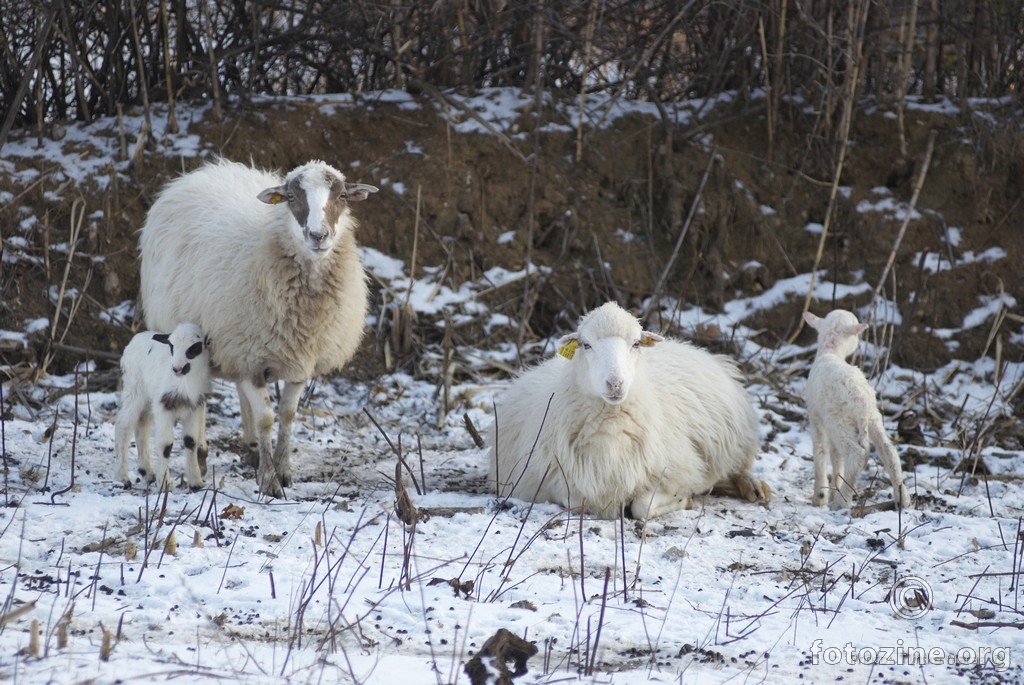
[640,331,664,347]
[845,322,869,337]
[152,333,171,345]
[257,185,288,205]
[345,183,379,202]
[803,311,822,329]
[557,333,580,360]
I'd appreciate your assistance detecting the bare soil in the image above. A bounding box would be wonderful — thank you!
[2,94,1023,392]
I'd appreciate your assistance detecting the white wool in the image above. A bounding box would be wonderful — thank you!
[487,301,769,520]
[115,322,211,490]
[803,310,911,510]
[138,159,377,497]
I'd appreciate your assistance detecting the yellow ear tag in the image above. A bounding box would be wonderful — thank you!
[640,335,657,347]
[558,339,579,360]
[269,193,286,204]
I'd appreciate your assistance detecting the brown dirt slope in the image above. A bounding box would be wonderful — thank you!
[1,93,1022,392]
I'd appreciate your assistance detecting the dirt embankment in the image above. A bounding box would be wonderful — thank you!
[2,95,1022,391]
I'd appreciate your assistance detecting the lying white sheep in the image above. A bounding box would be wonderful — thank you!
[115,322,211,490]
[803,310,911,510]
[487,301,769,519]
[139,159,378,497]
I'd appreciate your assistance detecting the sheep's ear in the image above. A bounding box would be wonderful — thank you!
[152,333,170,345]
[557,333,580,360]
[803,311,822,329]
[640,331,663,347]
[845,322,869,337]
[257,185,288,205]
[345,183,379,202]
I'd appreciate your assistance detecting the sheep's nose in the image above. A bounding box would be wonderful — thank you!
[308,229,327,245]
[605,377,625,399]
[174,363,191,377]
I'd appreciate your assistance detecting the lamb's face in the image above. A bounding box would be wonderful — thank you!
[560,302,663,405]
[804,310,868,359]
[156,323,208,378]
[257,162,379,258]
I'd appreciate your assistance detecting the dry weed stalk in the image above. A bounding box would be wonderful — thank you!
[790,0,871,343]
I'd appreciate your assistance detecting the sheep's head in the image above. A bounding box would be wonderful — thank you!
[558,302,663,405]
[257,161,378,256]
[153,322,208,377]
[803,310,868,360]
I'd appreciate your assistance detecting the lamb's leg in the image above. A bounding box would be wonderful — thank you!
[810,420,830,507]
[196,401,209,480]
[181,408,206,490]
[115,411,136,487]
[153,410,176,492]
[237,378,282,497]
[829,432,862,510]
[236,383,259,468]
[271,380,304,489]
[136,414,155,485]
[869,420,911,509]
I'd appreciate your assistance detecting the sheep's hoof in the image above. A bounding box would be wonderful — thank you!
[243,445,259,468]
[896,485,912,510]
[258,476,285,499]
[121,480,133,490]
[734,473,771,506]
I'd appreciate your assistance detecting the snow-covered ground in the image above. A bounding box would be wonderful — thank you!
[2,91,1024,684]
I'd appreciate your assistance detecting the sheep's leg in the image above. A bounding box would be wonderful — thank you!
[136,414,155,485]
[869,421,911,509]
[713,471,771,504]
[237,378,282,497]
[236,384,259,468]
[153,411,176,492]
[809,419,830,506]
[181,408,206,490]
[271,380,304,489]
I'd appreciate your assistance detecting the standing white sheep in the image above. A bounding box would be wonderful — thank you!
[139,159,378,497]
[487,301,770,520]
[116,322,211,490]
[803,310,911,510]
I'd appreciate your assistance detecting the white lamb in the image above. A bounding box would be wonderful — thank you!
[486,301,770,520]
[138,159,377,497]
[803,310,911,510]
[115,322,211,490]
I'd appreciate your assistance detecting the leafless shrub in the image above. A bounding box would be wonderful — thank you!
[3,0,1021,148]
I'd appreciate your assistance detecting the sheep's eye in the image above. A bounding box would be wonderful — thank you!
[185,342,204,360]
[632,340,641,349]
[582,342,591,351]
[286,192,296,202]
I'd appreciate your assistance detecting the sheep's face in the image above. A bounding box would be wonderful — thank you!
[560,303,663,405]
[153,323,209,378]
[804,310,868,359]
[257,162,378,257]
